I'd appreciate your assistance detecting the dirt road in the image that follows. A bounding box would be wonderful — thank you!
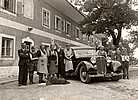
[0,70,138,100]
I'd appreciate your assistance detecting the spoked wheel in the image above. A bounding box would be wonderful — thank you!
[79,65,91,83]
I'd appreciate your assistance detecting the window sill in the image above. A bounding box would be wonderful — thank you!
[42,24,50,29]
[0,57,15,60]
[0,8,17,17]
[55,29,61,33]
[66,34,71,37]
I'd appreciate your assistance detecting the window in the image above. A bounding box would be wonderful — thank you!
[0,0,16,13]
[55,15,61,31]
[0,34,15,59]
[61,20,65,32]
[2,37,13,58]
[76,27,80,39]
[42,8,50,28]
[66,21,71,35]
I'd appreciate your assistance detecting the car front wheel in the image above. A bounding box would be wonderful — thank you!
[79,64,91,83]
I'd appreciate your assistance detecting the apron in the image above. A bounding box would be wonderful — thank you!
[64,48,73,72]
[37,50,48,74]
[49,51,58,74]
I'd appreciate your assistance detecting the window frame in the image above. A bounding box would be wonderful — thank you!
[55,15,62,32]
[61,19,65,32]
[0,0,17,16]
[75,27,80,40]
[66,21,71,36]
[42,7,50,29]
[0,34,15,60]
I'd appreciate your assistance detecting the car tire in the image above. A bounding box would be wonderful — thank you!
[79,64,91,83]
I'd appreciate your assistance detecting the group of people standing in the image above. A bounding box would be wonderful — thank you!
[97,44,130,79]
[18,42,74,86]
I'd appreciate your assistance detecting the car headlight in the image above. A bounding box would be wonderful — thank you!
[107,63,110,66]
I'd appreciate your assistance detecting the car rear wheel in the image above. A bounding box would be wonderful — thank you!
[79,65,91,83]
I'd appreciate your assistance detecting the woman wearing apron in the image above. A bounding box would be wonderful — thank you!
[48,45,58,78]
[97,46,107,74]
[37,45,48,83]
[64,44,74,74]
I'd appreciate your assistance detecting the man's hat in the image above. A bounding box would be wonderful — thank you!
[21,43,25,45]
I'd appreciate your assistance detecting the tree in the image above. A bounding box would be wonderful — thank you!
[80,0,138,46]
[129,30,138,46]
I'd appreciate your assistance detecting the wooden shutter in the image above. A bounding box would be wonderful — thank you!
[0,0,4,8]
[17,0,23,15]
[23,0,34,19]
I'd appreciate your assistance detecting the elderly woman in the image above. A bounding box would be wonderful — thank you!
[48,44,58,78]
[37,45,49,83]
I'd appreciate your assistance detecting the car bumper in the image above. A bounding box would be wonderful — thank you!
[89,73,123,78]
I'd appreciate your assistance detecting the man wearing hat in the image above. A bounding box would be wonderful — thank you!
[18,43,30,86]
[121,47,130,79]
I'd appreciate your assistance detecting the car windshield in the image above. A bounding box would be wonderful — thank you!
[72,47,97,58]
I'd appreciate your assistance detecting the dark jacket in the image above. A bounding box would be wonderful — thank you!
[18,49,30,66]
[57,49,65,63]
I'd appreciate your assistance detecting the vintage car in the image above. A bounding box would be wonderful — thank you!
[70,47,123,83]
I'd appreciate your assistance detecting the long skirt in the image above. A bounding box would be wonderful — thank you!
[37,57,48,74]
[49,60,58,74]
[65,60,73,72]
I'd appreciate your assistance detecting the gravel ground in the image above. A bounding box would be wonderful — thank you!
[0,70,138,100]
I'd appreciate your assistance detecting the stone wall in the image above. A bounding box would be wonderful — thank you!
[0,66,18,79]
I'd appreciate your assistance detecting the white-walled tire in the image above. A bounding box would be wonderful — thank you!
[79,65,91,83]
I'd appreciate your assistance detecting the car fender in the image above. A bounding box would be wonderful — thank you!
[75,61,93,74]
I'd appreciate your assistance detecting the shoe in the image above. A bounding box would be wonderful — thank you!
[29,82,33,85]
[18,84,22,86]
[39,80,45,83]
[22,83,27,86]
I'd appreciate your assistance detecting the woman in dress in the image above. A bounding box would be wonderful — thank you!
[37,45,49,83]
[28,46,38,84]
[64,44,74,74]
[96,46,107,74]
[48,44,58,78]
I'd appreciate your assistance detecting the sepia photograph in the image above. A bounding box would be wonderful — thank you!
[0,0,138,100]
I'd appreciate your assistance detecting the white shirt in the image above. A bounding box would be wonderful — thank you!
[121,55,129,62]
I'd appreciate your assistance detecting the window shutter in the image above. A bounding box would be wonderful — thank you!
[17,0,23,15]
[0,0,4,8]
[23,0,34,19]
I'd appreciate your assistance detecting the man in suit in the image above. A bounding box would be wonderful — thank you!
[121,47,130,79]
[18,43,30,86]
